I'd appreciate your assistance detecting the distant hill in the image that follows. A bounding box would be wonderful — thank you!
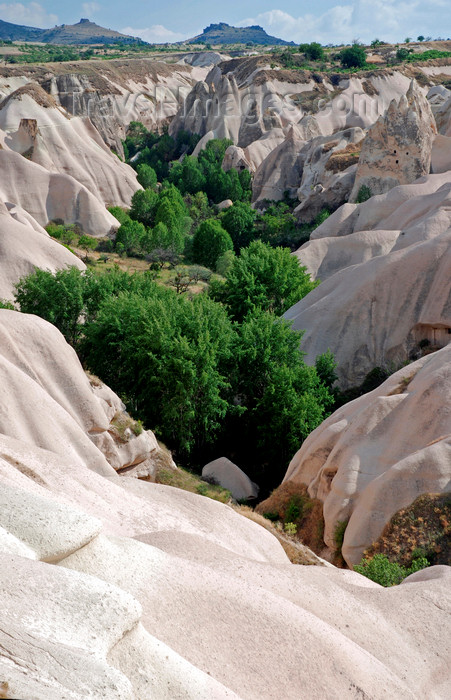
[186,22,295,46]
[0,18,43,41]
[0,18,141,44]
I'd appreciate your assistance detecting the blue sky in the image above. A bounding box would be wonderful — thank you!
[0,1,449,44]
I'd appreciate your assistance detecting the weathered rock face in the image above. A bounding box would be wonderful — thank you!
[0,59,197,157]
[295,127,365,221]
[284,345,451,567]
[0,310,165,478]
[350,80,436,201]
[0,148,119,236]
[0,198,86,300]
[287,172,451,386]
[0,84,139,210]
[202,457,259,500]
[251,124,306,202]
[222,144,254,173]
[0,310,450,699]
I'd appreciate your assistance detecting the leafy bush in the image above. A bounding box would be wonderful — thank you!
[354,553,428,586]
[356,185,372,203]
[299,42,325,61]
[340,44,367,69]
[191,219,233,269]
[334,519,349,552]
[215,249,235,276]
[136,164,158,190]
[210,240,318,321]
[396,47,412,61]
[221,201,256,252]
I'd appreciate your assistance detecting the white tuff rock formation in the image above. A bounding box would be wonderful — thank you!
[0,310,449,698]
[349,80,436,201]
[0,199,85,300]
[288,172,451,386]
[284,345,451,566]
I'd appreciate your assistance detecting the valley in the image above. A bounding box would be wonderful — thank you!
[0,23,450,699]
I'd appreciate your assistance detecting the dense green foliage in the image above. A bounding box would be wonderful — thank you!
[136,163,158,190]
[191,219,234,269]
[12,265,333,490]
[109,128,322,270]
[6,44,91,64]
[221,202,257,252]
[123,125,200,181]
[340,44,367,68]
[356,185,372,203]
[404,49,451,61]
[354,554,428,586]
[210,240,318,321]
[298,42,325,61]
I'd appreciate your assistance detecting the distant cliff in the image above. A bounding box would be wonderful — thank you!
[187,22,295,46]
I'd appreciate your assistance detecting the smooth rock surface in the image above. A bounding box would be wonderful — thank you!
[284,345,451,566]
[202,457,259,500]
[288,172,451,385]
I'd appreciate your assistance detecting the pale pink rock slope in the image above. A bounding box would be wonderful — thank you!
[0,310,449,699]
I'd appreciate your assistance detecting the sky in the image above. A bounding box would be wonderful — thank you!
[0,1,449,45]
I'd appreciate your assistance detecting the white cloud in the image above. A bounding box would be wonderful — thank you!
[82,2,101,18]
[238,1,450,45]
[0,1,58,26]
[121,24,188,44]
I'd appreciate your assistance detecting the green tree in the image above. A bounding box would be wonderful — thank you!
[224,168,243,202]
[216,249,236,276]
[154,198,187,253]
[226,311,333,484]
[136,163,158,190]
[116,219,147,256]
[191,219,233,269]
[108,206,132,226]
[14,267,86,346]
[78,234,97,261]
[221,201,256,252]
[299,42,325,61]
[340,44,367,68]
[172,156,206,195]
[211,240,318,321]
[82,289,235,456]
[129,188,159,227]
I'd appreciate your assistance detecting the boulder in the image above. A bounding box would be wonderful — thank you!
[202,457,259,500]
[217,198,233,210]
[349,80,436,201]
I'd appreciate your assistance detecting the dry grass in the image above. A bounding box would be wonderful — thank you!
[387,369,418,395]
[155,460,232,504]
[256,481,325,554]
[232,504,328,566]
[327,142,362,173]
[109,411,142,442]
[365,493,451,567]
[152,450,328,565]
